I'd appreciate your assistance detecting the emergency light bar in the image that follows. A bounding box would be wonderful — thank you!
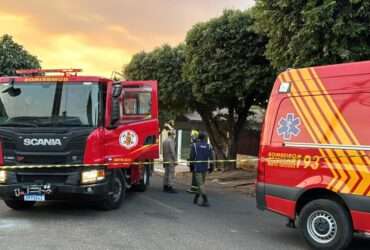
[16,69,82,76]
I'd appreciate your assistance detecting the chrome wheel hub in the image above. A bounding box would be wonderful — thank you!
[307,210,337,244]
[112,177,122,203]
[143,168,148,185]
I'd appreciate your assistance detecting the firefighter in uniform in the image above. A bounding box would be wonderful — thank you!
[187,129,199,193]
[189,132,214,206]
[162,130,177,193]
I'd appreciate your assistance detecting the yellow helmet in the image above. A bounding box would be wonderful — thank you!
[191,130,199,138]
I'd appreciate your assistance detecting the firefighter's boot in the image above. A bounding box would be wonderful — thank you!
[199,195,210,207]
[193,194,200,204]
[166,186,178,193]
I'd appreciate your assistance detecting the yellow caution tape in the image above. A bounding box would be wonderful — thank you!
[0,154,366,170]
[0,159,256,170]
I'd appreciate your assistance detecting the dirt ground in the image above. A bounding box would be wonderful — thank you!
[176,167,257,197]
[157,155,258,196]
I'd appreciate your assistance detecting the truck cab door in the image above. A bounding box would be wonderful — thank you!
[103,81,159,166]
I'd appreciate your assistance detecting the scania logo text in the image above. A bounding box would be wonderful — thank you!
[23,138,62,146]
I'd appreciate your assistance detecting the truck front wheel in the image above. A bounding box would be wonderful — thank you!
[134,166,150,192]
[4,200,35,210]
[97,170,126,210]
[299,199,352,250]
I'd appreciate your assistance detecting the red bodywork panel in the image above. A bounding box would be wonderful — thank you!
[86,80,159,184]
[88,80,159,184]
[265,195,296,219]
[258,60,370,233]
[351,211,370,233]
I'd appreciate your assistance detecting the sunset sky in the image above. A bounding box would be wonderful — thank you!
[0,1,254,77]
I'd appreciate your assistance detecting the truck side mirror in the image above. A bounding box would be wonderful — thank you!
[2,79,21,97]
[110,84,122,128]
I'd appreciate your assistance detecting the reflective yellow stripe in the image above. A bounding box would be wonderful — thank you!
[309,68,370,195]
[289,69,356,193]
[297,69,359,193]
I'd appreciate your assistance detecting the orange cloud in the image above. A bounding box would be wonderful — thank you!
[0,12,132,76]
[0,0,254,77]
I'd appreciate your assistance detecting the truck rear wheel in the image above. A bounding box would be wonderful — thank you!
[299,199,352,250]
[134,166,150,192]
[97,170,126,210]
[4,200,35,210]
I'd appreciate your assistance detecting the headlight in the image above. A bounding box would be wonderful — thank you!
[81,169,105,184]
[0,170,6,184]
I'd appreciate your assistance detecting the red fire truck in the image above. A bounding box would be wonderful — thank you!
[0,69,159,210]
[257,61,370,249]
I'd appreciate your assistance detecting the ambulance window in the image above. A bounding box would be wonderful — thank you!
[121,91,152,120]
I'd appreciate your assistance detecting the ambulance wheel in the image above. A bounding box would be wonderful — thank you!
[4,200,35,210]
[299,199,352,250]
[134,166,150,192]
[98,170,126,210]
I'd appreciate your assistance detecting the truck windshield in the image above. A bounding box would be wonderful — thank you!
[0,82,100,127]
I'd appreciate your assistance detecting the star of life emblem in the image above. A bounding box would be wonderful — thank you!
[277,113,301,140]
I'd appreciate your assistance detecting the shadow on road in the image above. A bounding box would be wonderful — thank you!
[0,190,138,220]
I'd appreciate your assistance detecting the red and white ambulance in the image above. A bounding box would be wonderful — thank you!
[257,61,370,249]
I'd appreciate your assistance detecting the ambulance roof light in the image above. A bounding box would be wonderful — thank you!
[15,69,82,76]
[279,81,291,93]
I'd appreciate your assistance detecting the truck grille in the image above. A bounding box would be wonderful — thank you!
[0,127,93,166]
[15,168,81,185]
[17,155,67,165]
[17,174,68,184]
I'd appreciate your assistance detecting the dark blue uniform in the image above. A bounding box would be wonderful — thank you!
[189,140,214,206]
[188,138,200,193]
[190,141,214,173]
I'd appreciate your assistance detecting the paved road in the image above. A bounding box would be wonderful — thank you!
[0,175,368,250]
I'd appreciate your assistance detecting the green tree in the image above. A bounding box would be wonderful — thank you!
[124,44,191,128]
[254,0,370,71]
[0,34,41,76]
[184,10,275,168]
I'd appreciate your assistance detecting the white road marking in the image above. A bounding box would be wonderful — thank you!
[140,195,184,214]
[0,219,31,230]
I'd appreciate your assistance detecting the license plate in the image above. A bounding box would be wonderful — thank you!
[24,194,45,202]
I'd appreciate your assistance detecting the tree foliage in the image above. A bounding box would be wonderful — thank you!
[123,10,276,169]
[0,34,41,76]
[124,44,191,127]
[254,0,370,71]
[184,10,275,167]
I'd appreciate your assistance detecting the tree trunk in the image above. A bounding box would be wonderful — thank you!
[225,132,238,170]
[225,122,249,170]
[197,106,228,171]
[196,100,253,171]
[227,98,255,170]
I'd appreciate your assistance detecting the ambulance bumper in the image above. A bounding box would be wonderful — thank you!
[256,182,266,210]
